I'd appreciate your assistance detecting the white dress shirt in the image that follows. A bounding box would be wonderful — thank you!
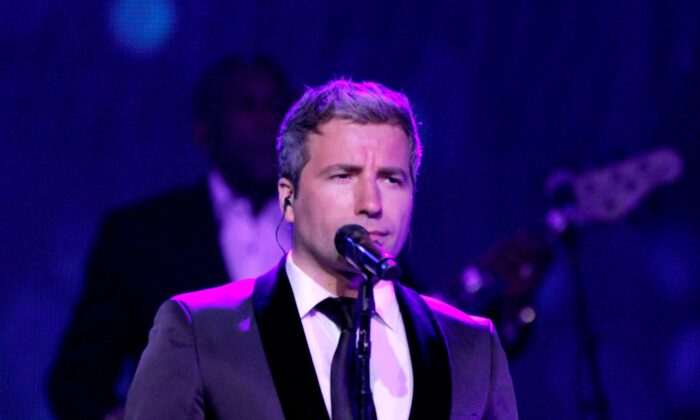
[208,170,291,281]
[286,252,413,419]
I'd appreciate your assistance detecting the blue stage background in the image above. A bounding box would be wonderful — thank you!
[2,1,699,418]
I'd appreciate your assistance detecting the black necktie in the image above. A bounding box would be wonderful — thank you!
[316,297,359,420]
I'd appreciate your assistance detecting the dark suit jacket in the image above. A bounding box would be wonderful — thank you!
[125,259,517,419]
[49,183,231,419]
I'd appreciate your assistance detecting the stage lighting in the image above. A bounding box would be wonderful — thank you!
[109,0,175,54]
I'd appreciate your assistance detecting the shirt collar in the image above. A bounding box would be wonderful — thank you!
[285,251,400,330]
[373,278,400,330]
[207,169,279,223]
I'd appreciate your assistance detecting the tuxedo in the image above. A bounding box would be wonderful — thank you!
[49,183,230,419]
[125,258,517,419]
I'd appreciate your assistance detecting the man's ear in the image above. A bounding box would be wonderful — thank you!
[278,178,295,223]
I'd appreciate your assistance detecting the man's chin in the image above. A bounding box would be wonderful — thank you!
[328,255,356,274]
[333,258,374,286]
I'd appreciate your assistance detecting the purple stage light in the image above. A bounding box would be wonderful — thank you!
[108,0,176,54]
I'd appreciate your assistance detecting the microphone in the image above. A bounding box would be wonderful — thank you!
[334,224,402,280]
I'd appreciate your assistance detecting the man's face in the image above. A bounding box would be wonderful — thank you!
[205,69,289,192]
[283,119,414,279]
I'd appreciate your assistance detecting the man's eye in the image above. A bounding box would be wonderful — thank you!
[331,173,351,180]
[385,176,403,185]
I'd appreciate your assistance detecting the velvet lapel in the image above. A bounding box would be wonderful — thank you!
[253,259,330,420]
[394,283,452,419]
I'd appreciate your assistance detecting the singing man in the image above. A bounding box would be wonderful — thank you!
[125,79,518,419]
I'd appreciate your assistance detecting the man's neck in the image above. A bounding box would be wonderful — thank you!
[208,169,276,216]
[289,250,361,298]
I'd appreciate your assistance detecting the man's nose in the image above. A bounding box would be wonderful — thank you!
[355,178,382,218]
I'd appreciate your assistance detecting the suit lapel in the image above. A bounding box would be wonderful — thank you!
[253,259,330,420]
[395,283,452,419]
[252,262,452,419]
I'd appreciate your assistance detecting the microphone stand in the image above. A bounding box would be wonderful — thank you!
[354,269,376,420]
[561,227,609,420]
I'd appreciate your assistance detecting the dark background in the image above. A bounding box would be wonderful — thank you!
[2,1,699,418]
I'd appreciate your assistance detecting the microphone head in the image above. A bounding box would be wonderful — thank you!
[334,224,402,280]
[334,224,369,255]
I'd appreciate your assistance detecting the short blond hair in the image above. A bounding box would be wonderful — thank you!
[277,79,423,190]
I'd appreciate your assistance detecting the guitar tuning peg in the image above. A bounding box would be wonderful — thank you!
[518,306,536,325]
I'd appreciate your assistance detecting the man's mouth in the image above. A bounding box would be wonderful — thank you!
[367,231,389,243]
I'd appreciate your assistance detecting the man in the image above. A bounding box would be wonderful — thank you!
[48,55,293,419]
[125,80,517,419]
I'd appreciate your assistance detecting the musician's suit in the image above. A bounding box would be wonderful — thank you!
[125,257,517,419]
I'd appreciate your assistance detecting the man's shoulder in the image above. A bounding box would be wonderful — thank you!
[171,278,256,314]
[419,293,492,333]
[105,183,209,226]
[93,183,213,246]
